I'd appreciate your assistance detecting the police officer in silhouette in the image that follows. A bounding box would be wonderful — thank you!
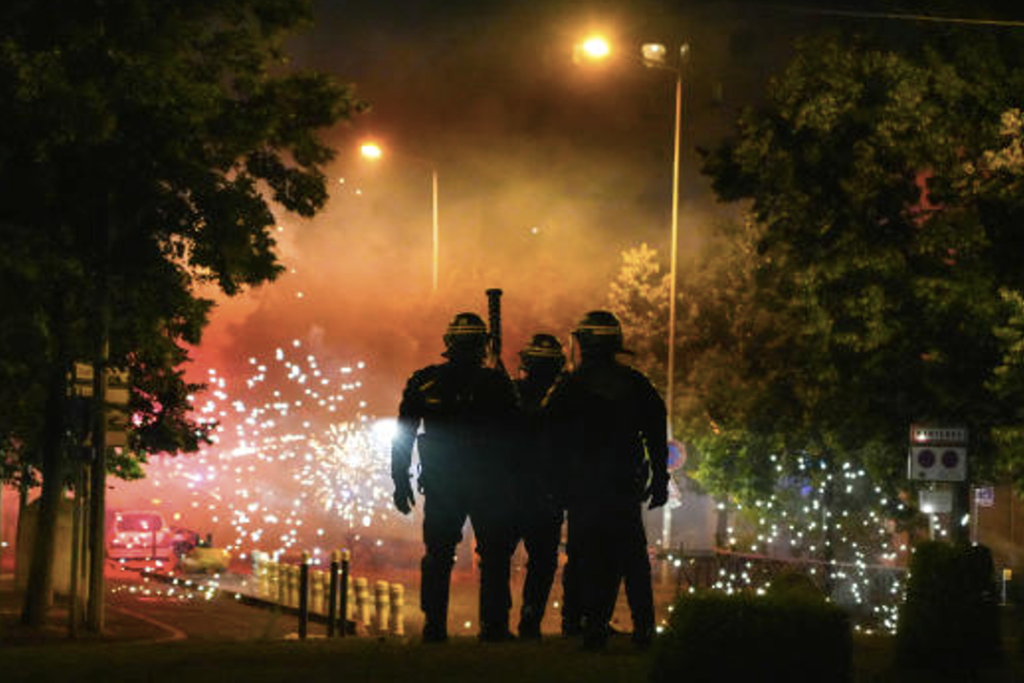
[544,310,669,650]
[391,312,519,643]
[510,333,574,639]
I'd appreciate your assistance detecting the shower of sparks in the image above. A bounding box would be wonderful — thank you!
[682,455,907,634]
[138,340,410,567]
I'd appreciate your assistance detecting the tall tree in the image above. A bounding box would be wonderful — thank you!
[0,0,364,625]
[698,32,1024,527]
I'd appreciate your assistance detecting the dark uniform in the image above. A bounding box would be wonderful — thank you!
[545,310,669,650]
[391,312,518,642]
[510,334,570,639]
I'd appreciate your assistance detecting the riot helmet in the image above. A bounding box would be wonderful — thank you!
[572,310,630,361]
[518,333,566,378]
[442,312,489,363]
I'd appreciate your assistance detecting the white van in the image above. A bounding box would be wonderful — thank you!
[107,510,173,561]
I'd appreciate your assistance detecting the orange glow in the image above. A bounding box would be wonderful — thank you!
[579,35,611,60]
[360,142,383,160]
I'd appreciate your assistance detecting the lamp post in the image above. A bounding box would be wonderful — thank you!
[578,37,689,549]
[360,142,440,293]
[639,42,689,445]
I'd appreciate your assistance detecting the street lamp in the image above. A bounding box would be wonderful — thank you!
[360,141,440,293]
[638,41,689,446]
[579,37,690,549]
[573,35,612,63]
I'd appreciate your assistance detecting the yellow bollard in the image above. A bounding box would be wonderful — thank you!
[288,564,301,608]
[273,561,286,606]
[374,580,390,634]
[354,577,372,629]
[389,583,405,636]
[311,569,325,615]
[255,551,270,599]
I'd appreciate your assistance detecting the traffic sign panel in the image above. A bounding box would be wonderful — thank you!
[908,445,967,481]
[975,486,995,508]
[910,425,968,445]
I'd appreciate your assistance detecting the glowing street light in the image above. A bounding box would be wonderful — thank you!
[581,35,611,59]
[359,141,440,293]
[360,142,383,160]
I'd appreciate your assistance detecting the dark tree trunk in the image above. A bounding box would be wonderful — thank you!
[21,295,67,627]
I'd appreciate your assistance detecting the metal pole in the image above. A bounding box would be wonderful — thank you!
[339,549,350,637]
[328,550,339,637]
[662,61,683,551]
[972,488,979,545]
[298,552,310,640]
[431,169,439,293]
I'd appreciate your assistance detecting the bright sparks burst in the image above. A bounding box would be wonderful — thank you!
[140,341,408,565]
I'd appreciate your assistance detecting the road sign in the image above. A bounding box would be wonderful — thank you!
[975,486,995,508]
[919,488,953,514]
[908,424,968,482]
[105,367,130,448]
[910,425,968,445]
[69,362,94,398]
[666,439,686,471]
[908,445,967,481]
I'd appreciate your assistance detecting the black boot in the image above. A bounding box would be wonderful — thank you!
[518,604,542,640]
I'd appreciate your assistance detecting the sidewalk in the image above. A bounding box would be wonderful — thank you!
[0,574,169,645]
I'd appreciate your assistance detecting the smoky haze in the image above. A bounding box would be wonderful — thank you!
[193,0,784,400]
[107,1,818,559]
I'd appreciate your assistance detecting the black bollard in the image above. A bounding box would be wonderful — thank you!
[340,549,350,636]
[328,550,340,637]
[298,551,310,640]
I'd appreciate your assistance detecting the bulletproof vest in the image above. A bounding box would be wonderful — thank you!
[409,361,514,478]
[548,360,657,500]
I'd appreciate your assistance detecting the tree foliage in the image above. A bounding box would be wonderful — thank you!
[690,32,1024,502]
[0,0,364,624]
[0,0,364,475]
[608,243,669,388]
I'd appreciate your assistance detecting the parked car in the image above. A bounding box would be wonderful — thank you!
[169,526,202,558]
[107,510,174,561]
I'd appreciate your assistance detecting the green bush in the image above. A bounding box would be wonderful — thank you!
[896,541,1001,672]
[650,591,852,683]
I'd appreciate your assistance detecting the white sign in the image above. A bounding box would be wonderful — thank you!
[975,486,995,508]
[910,425,968,445]
[908,445,967,482]
[919,488,953,514]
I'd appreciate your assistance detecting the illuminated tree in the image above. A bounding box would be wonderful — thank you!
[608,243,669,388]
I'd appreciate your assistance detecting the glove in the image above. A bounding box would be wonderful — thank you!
[647,476,669,510]
[393,476,415,515]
